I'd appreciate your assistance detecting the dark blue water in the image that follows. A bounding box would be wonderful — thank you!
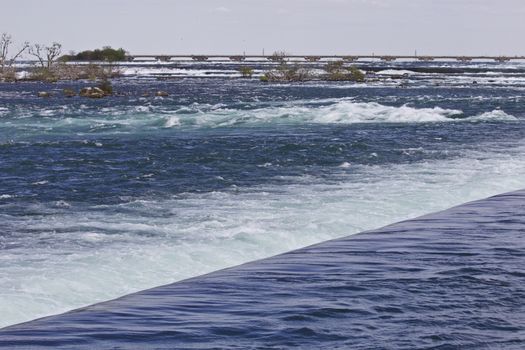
[2,79,524,205]
[1,62,525,338]
[1,190,524,349]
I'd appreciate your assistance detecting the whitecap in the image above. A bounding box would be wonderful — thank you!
[468,109,518,122]
[161,100,466,128]
[53,200,71,208]
[164,115,181,128]
[376,69,417,76]
[312,102,463,124]
[32,180,49,185]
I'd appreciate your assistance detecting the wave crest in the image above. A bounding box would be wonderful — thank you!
[163,101,517,128]
[469,109,518,122]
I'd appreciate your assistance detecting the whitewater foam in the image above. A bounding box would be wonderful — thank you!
[164,115,181,128]
[3,98,519,136]
[376,69,416,76]
[1,142,525,328]
[159,101,518,128]
[469,109,518,121]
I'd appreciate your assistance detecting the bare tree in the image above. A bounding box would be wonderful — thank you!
[29,42,62,69]
[0,33,10,70]
[268,50,288,62]
[0,33,29,72]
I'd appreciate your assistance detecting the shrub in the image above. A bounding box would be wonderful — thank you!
[262,62,312,82]
[268,51,287,62]
[348,66,365,82]
[239,66,253,78]
[324,61,365,82]
[29,67,58,82]
[22,62,122,82]
[63,88,76,97]
[60,47,127,62]
[97,79,113,95]
[0,67,17,82]
[325,60,345,74]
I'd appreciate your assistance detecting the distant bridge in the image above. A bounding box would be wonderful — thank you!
[127,54,525,63]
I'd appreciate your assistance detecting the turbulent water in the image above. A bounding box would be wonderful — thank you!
[1,60,525,328]
[2,190,523,349]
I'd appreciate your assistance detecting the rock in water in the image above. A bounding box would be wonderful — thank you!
[80,87,106,99]
[63,88,76,97]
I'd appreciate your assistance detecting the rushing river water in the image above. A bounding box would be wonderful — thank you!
[1,60,525,329]
[2,189,523,349]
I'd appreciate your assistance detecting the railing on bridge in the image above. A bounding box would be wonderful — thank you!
[304,56,321,62]
[191,55,209,61]
[494,56,510,62]
[380,56,396,62]
[155,56,171,62]
[229,55,245,62]
[125,54,525,63]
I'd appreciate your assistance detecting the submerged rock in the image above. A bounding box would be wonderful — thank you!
[63,88,76,98]
[80,87,106,99]
[37,92,51,98]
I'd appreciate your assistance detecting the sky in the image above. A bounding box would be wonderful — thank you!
[3,0,525,56]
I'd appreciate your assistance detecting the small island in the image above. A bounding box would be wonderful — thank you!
[1,32,369,96]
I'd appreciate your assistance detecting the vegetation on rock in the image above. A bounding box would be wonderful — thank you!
[324,61,365,81]
[267,51,287,62]
[260,55,365,83]
[2,32,369,86]
[60,47,127,62]
[0,33,29,81]
[26,63,121,82]
[63,88,76,97]
[97,80,113,95]
[79,87,106,99]
[37,91,51,98]
[29,42,62,69]
[1,34,123,82]
[261,61,312,82]
[239,66,253,78]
